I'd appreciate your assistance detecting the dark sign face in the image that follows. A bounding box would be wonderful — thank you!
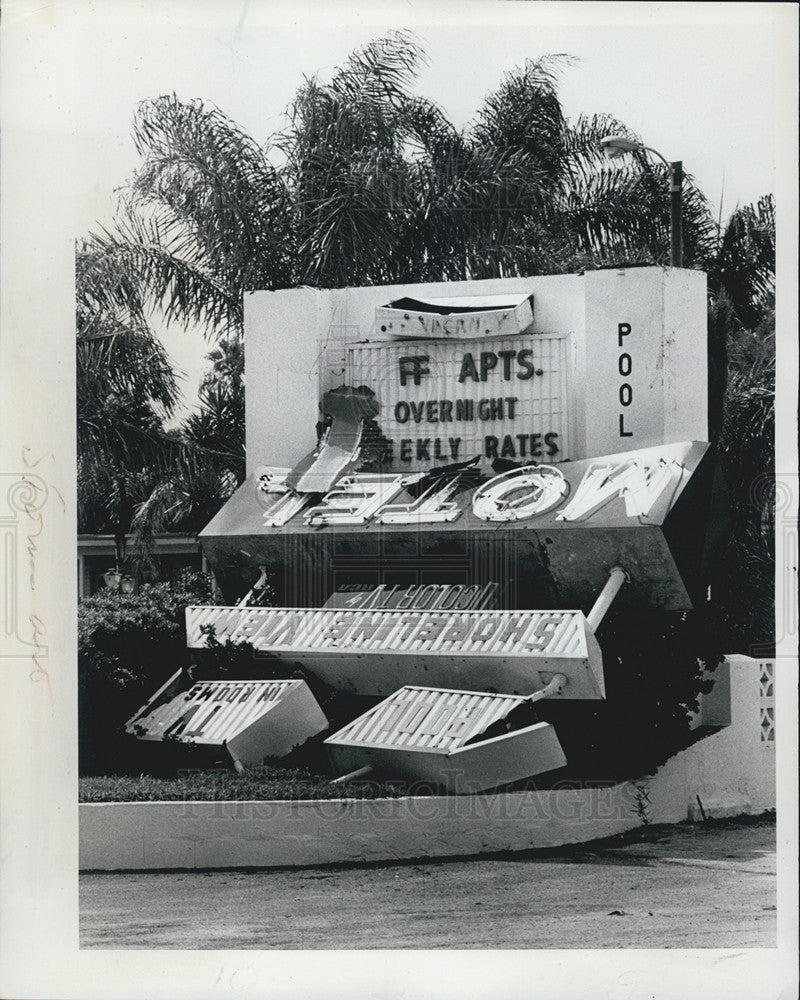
[322,582,499,611]
[201,440,718,612]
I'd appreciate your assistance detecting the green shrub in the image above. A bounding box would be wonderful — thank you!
[78,570,216,773]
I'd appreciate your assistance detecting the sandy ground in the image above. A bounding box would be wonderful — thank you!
[80,815,775,949]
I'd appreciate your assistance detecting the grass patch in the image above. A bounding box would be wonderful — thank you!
[79,765,411,803]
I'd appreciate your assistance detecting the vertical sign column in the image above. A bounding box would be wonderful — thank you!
[581,268,667,457]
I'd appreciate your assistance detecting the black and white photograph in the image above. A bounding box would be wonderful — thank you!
[0,2,797,998]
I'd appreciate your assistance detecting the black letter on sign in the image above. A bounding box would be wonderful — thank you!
[544,432,559,456]
[516,349,535,380]
[399,355,430,387]
[499,349,516,381]
[617,323,631,347]
[618,353,632,377]
[480,352,498,382]
[619,414,633,438]
[458,353,480,383]
[484,435,499,459]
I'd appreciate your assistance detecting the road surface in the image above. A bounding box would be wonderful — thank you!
[80,815,775,949]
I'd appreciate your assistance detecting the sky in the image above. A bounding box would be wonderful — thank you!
[60,0,785,414]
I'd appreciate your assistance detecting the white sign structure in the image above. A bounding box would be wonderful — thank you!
[244,268,707,475]
[126,676,328,767]
[186,605,606,699]
[325,685,567,793]
[374,293,535,340]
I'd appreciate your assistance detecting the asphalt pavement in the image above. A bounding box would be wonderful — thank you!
[80,814,776,949]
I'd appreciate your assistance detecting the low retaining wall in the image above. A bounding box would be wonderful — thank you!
[81,784,645,870]
[80,656,775,870]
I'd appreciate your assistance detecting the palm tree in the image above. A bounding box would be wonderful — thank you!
[707,193,775,327]
[82,32,720,341]
[77,239,183,572]
[78,33,775,644]
[76,241,239,578]
[704,193,775,441]
[282,41,718,284]
[128,338,246,565]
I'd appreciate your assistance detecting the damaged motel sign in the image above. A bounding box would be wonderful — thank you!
[191,439,713,697]
[200,439,716,611]
[133,273,719,784]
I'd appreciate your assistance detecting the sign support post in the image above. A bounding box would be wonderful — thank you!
[586,566,629,632]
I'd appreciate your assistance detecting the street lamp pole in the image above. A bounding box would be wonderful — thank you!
[599,136,683,267]
[668,159,683,268]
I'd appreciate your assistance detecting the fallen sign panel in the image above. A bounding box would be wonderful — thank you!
[185,606,605,699]
[126,672,328,768]
[325,685,566,793]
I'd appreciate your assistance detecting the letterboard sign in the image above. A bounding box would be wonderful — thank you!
[346,333,570,471]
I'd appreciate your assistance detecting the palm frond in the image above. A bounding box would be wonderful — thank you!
[329,30,427,109]
[472,56,575,184]
[77,321,180,417]
[85,208,241,336]
[131,94,294,291]
[708,194,775,325]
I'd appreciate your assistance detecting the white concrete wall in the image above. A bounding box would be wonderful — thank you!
[80,785,644,870]
[243,287,330,476]
[649,655,775,822]
[80,657,774,870]
[662,268,709,444]
[244,268,708,475]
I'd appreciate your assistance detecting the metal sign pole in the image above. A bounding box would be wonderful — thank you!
[586,566,629,632]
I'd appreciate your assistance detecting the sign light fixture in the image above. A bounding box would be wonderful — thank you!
[376,476,463,524]
[254,466,313,526]
[303,473,408,526]
[557,457,684,524]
